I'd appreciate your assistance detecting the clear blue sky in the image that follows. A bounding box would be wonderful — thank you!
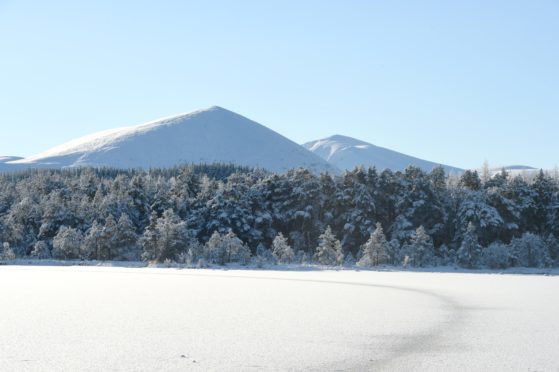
[1,0,558,169]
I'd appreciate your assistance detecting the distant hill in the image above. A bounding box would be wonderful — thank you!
[304,134,462,173]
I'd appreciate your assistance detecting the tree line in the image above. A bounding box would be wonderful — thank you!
[0,164,558,269]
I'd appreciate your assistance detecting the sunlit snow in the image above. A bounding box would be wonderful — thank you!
[1,266,557,371]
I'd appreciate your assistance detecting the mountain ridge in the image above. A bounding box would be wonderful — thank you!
[304,134,463,174]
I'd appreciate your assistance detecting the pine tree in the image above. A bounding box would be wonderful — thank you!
[314,226,344,266]
[358,223,388,267]
[510,233,549,268]
[457,222,482,268]
[52,226,83,259]
[405,226,434,267]
[115,213,139,260]
[154,209,186,262]
[1,242,16,261]
[272,232,294,264]
[98,214,117,260]
[140,211,159,262]
[223,229,251,265]
[83,221,103,259]
[30,240,51,259]
[206,231,227,265]
[481,242,510,269]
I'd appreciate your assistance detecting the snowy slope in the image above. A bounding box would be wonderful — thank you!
[6,106,337,174]
[0,156,23,163]
[304,135,462,173]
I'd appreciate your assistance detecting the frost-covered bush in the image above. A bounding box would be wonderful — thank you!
[510,233,549,268]
[481,242,510,269]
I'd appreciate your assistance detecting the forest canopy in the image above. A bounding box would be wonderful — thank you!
[0,164,557,268]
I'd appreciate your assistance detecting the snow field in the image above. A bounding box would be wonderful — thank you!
[0,266,558,371]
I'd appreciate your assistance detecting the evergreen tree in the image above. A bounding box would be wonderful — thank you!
[98,214,117,260]
[31,240,51,259]
[52,226,83,259]
[223,229,251,265]
[272,232,295,264]
[481,242,510,269]
[1,242,16,261]
[358,223,388,267]
[314,226,344,266]
[140,211,159,262]
[405,226,434,267]
[510,233,549,268]
[457,222,482,268]
[115,213,139,260]
[206,230,227,265]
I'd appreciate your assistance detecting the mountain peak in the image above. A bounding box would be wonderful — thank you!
[304,135,462,173]
[5,107,337,174]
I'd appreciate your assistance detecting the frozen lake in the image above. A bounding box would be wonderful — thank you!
[1,266,558,371]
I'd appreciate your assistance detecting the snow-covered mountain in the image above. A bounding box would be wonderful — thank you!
[3,106,337,174]
[304,135,462,173]
[489,165,539,177]
[0,156,23,164]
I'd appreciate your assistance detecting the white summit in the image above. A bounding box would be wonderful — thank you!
[304,134,462,173]
[6,106,336,174]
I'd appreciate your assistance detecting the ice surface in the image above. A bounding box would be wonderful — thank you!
[0,266,557,371]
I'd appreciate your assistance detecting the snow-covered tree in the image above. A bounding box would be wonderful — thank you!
[344,251,356,266]
[206,231,227,265]
[314,226,344,266]
[404,226,434,267]
[115,213,139,260]
[358,223,388,267]
[52,226,84,259]
[140,211,159,262]
[456,222,482,268]
[153,209,187,262]
[272,232,295,264]
[1,242,16,261]
[223,229,251,265]
[30,240,51,259]
[481,242,510,269]
[510,233,549,267]
[98,214,117,260]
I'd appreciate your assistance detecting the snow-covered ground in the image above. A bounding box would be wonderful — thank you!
[0,266,557,371]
